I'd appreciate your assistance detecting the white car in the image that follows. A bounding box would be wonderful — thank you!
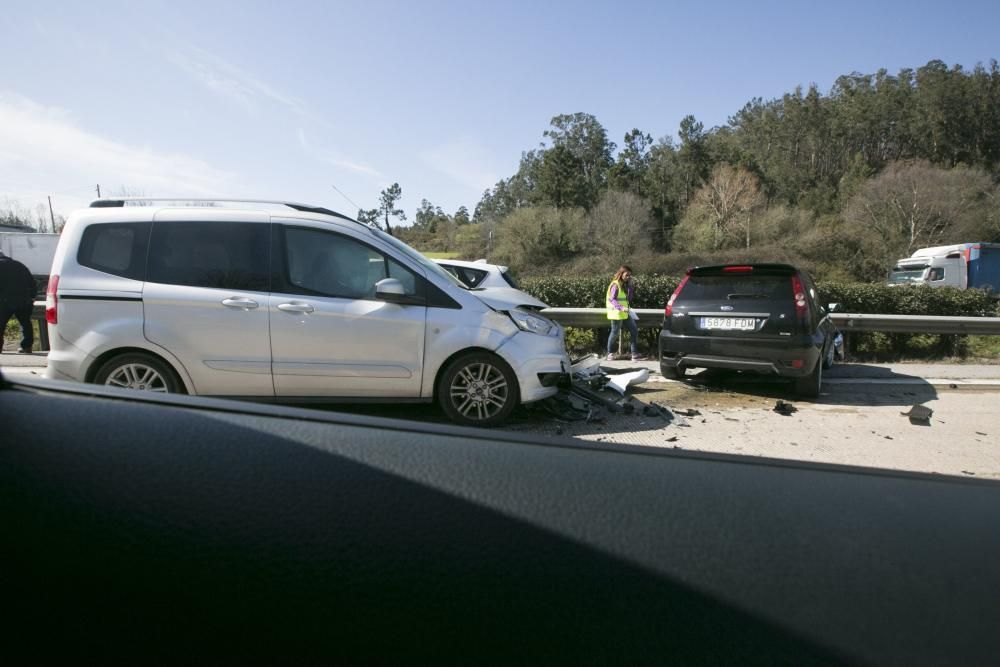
[44,198,569,426]
[433,258,547,310]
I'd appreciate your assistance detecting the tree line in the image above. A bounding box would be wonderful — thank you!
[388,59,1000,282]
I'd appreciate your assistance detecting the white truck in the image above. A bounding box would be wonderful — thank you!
[1,232,60,297]
[1,232,60,276]
[888,243,1000,290]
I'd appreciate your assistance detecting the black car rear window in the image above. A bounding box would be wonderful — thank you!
[681,274,793,301]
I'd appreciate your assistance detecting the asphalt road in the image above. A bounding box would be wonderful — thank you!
[3,350,997,479]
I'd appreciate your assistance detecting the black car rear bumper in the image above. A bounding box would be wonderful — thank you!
[659,331,821,378]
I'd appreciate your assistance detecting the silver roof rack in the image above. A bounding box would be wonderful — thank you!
[89,197,358,224]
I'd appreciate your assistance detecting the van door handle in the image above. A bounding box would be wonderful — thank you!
[222,297,259,310]
[277,302,315,314]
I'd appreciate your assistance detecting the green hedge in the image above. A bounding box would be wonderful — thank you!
[521,275,680,309]
[522,275,998,316]
[521,275,999,358]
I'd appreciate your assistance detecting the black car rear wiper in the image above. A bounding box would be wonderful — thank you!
[727,293,767,299]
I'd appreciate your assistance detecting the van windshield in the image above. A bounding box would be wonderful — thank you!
[371,228,467,289]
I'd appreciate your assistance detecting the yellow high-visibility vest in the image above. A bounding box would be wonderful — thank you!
[606,280,630,320]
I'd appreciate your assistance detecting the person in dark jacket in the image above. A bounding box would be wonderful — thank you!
[0,251,37,353]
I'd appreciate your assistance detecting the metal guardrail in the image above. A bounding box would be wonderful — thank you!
[26,303,1000,354]
[541,308,1000,335]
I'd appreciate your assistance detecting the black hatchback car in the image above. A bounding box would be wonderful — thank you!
[659,264,839,398]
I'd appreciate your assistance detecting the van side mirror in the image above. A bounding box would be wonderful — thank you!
[375,278,405,297]
[375,278,421,305]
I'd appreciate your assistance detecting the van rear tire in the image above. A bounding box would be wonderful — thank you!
[94,353,184,394]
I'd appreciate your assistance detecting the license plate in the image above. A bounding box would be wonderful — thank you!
[700,317,756,331]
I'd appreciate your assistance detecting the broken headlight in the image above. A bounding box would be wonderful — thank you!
[507,309,558,337]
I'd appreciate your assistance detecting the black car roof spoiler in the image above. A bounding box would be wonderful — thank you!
[689,263,798,276]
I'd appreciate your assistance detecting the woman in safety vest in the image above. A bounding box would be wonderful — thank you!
[605,265,647,361]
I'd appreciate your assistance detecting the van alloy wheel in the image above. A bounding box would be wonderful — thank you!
[450,362,509,420]
[438,352,519,426]
[94,353,183,394]
[105,363,170,392]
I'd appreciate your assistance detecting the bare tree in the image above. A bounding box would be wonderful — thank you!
[585,190,654,267]
[844,160,995,256]
[674,165,764,251]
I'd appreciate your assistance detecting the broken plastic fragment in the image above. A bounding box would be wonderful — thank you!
[605,369,650,396]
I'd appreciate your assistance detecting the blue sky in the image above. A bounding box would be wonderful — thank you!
[2,0,998,226]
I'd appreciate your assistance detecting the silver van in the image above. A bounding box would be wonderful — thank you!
[45,199,569,426]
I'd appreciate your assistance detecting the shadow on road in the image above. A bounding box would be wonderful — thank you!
[671,364,938,408]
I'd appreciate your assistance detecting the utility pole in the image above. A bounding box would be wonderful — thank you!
[96,184,101,199]
[47,196,56,233]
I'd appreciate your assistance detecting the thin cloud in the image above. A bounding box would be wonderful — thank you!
[171,45,323,123]
[420,138,499,193]
[297,129,383,179]
[0,93,234,213]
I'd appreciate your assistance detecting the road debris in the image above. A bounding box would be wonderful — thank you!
[606,368,650,396]
[540,394,590,421]
[570,354,602,381]
[901,404,933,424]
[773,400,798,416]
[643,401,677,422]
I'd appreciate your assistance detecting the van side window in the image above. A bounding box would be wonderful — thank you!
[281,228,417,299]
[388,258,418,295]
[77,222,151,280]
[147,222,269,291]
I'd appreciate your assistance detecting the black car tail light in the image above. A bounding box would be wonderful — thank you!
[790,273,809,328]
[665,273,690,317]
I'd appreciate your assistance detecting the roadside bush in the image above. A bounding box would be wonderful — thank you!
[522,274,681,309]
[563,327,596,355]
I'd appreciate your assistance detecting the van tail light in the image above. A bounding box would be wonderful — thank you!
[790,274,809,328]
[45,274,59,324]
[665,274,690,317]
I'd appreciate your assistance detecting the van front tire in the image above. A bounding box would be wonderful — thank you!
[437,352,518,427]
[94,353,183,394]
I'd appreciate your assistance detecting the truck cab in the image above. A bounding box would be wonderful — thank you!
[888,243,1000,290]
